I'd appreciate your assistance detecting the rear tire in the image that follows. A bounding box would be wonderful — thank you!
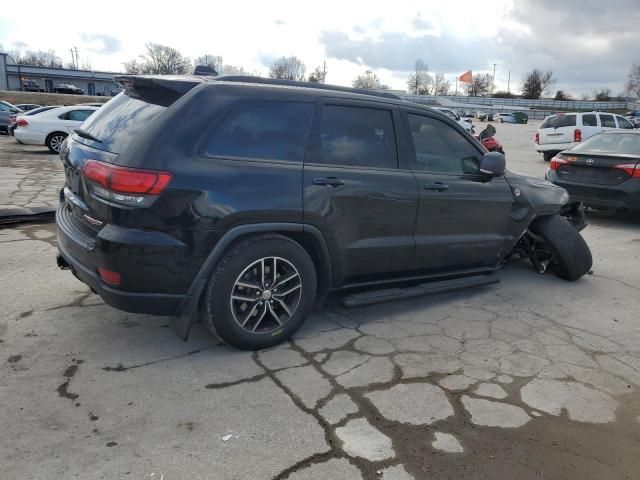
[46,132,67,153]
[202,234,317,350]
[529,215,592,281]
[543,151,555,162]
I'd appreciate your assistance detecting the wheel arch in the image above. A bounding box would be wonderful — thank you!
[171,223,333,340]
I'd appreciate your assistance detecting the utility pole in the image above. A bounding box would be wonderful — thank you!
[507,70,511,94]
[70,47,79,70]
[492,63,497,95]
[322,61,326,84]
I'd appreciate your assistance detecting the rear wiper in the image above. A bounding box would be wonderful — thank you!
[74,128,102,143]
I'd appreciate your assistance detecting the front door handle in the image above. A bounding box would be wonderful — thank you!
[424,182,449,192]
[313,177,345,187]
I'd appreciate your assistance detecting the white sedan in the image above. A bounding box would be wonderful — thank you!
[13,105,98,153]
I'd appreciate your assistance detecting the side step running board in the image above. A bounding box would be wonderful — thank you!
[342,274,500,308]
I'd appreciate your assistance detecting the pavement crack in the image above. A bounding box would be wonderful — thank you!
[102,347,215,372]
[590,273,640,292]
[205,373,267,389]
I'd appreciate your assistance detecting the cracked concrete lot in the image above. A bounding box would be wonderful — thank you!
[1,124,640,479]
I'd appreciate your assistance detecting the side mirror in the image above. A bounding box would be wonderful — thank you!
[480,152,506,177]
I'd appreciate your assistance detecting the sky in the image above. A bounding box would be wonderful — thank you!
[0,0,638,96]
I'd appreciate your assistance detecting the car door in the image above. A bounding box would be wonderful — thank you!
[401,108,515,275]
[598,113,617,132]
[616,115,635,130]
[303,99,419,285]
[61,109,95,133]
[580,113,599,140]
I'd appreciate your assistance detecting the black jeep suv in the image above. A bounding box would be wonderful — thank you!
[56,75,592,349]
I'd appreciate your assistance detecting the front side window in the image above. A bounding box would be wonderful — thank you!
[599,114,616,128]
[616,116,634,129]
[407,114,481,175]
[582,114,597,127]
[205,101,314,162]
[314,105,397,169]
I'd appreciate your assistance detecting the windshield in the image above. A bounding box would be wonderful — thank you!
[76,92,166,154]
[540,114,576,129]
[570,133,640,155]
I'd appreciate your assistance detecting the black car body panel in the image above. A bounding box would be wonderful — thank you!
[56,76,573,332]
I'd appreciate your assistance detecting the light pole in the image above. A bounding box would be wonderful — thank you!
[492,63,497,95]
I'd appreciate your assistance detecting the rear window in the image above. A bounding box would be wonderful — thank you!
[540,115,576,128]
[540,114,576,129]
[204,100,314,162]
[76,93,166,153]
[582,114,597,127]
[571,133,640,155]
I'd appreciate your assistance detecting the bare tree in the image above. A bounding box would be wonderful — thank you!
[352,70,382,89]
[625,63,640,99]
[554,90,570,100]
[9,49,63,68]
[521,69,555,99]
[269,56,306,81]
[434,73,451,96]
[593,88,611,101]
[308,65,327,83]
[406,59,433,94]
[194,54,223,74]
[124,43,191,75]
[465,73,492,97]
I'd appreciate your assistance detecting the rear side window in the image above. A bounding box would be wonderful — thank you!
[65,110,94,121]
[616,116,634,129]
[582,114,597,127]
[599,114,616,128]
[77,92,166,153]
[407,114,481,175]
[313,105,397,169]
[205,101,314,162]
[541,114,576,129]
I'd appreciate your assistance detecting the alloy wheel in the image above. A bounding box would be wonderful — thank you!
[50,135,65,152]
[229,256,302,334]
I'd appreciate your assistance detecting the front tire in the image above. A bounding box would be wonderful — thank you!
[529,215,592,281]
[202,234,317,350]
[46,132,67,153]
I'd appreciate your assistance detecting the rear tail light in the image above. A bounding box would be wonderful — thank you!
[613,163,640,178]
[574,128,582,142]
[549,154,569,171]
[534,132,539,144]
[82,160,172,204]
[98,267,121,286]
[16,118,28,127]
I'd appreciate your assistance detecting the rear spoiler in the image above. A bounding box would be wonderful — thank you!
[113,75,204,107]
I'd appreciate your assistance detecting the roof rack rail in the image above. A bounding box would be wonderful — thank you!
[212,75,402,100]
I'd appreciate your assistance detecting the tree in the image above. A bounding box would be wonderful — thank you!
[194,54,223,74]
[554,90,570,100]
[625,63,640,98]
[123,43,191,75]
[492,90,515,98]
[593,88,611,101]
[269,56,306,81]
[465,73,492,97]
[9,49,63,68]
[433,73,451,96]
[222,65,249,75]
[308,65,327,83]
[406,59,433,94]
[352,70,382,89]
[521,69,555,99]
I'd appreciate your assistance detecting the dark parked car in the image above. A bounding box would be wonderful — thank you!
[0,100,22,133]
[55,84,84,95]
[56,76,592,350]
[547,130,640,211]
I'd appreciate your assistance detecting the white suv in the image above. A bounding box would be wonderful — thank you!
[535,112,635,161]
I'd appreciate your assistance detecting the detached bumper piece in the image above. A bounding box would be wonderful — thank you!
[560,202,587,231]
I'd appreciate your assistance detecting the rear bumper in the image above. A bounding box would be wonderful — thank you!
[547,171,640,210]
[56,204,186,315]
[14,129,45,145]
[535,142,576,153]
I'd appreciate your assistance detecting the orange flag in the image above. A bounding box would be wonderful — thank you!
[458,70,473,83]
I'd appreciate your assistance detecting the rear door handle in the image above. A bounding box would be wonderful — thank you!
[424,182,449,192]
[313,177,345,187]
